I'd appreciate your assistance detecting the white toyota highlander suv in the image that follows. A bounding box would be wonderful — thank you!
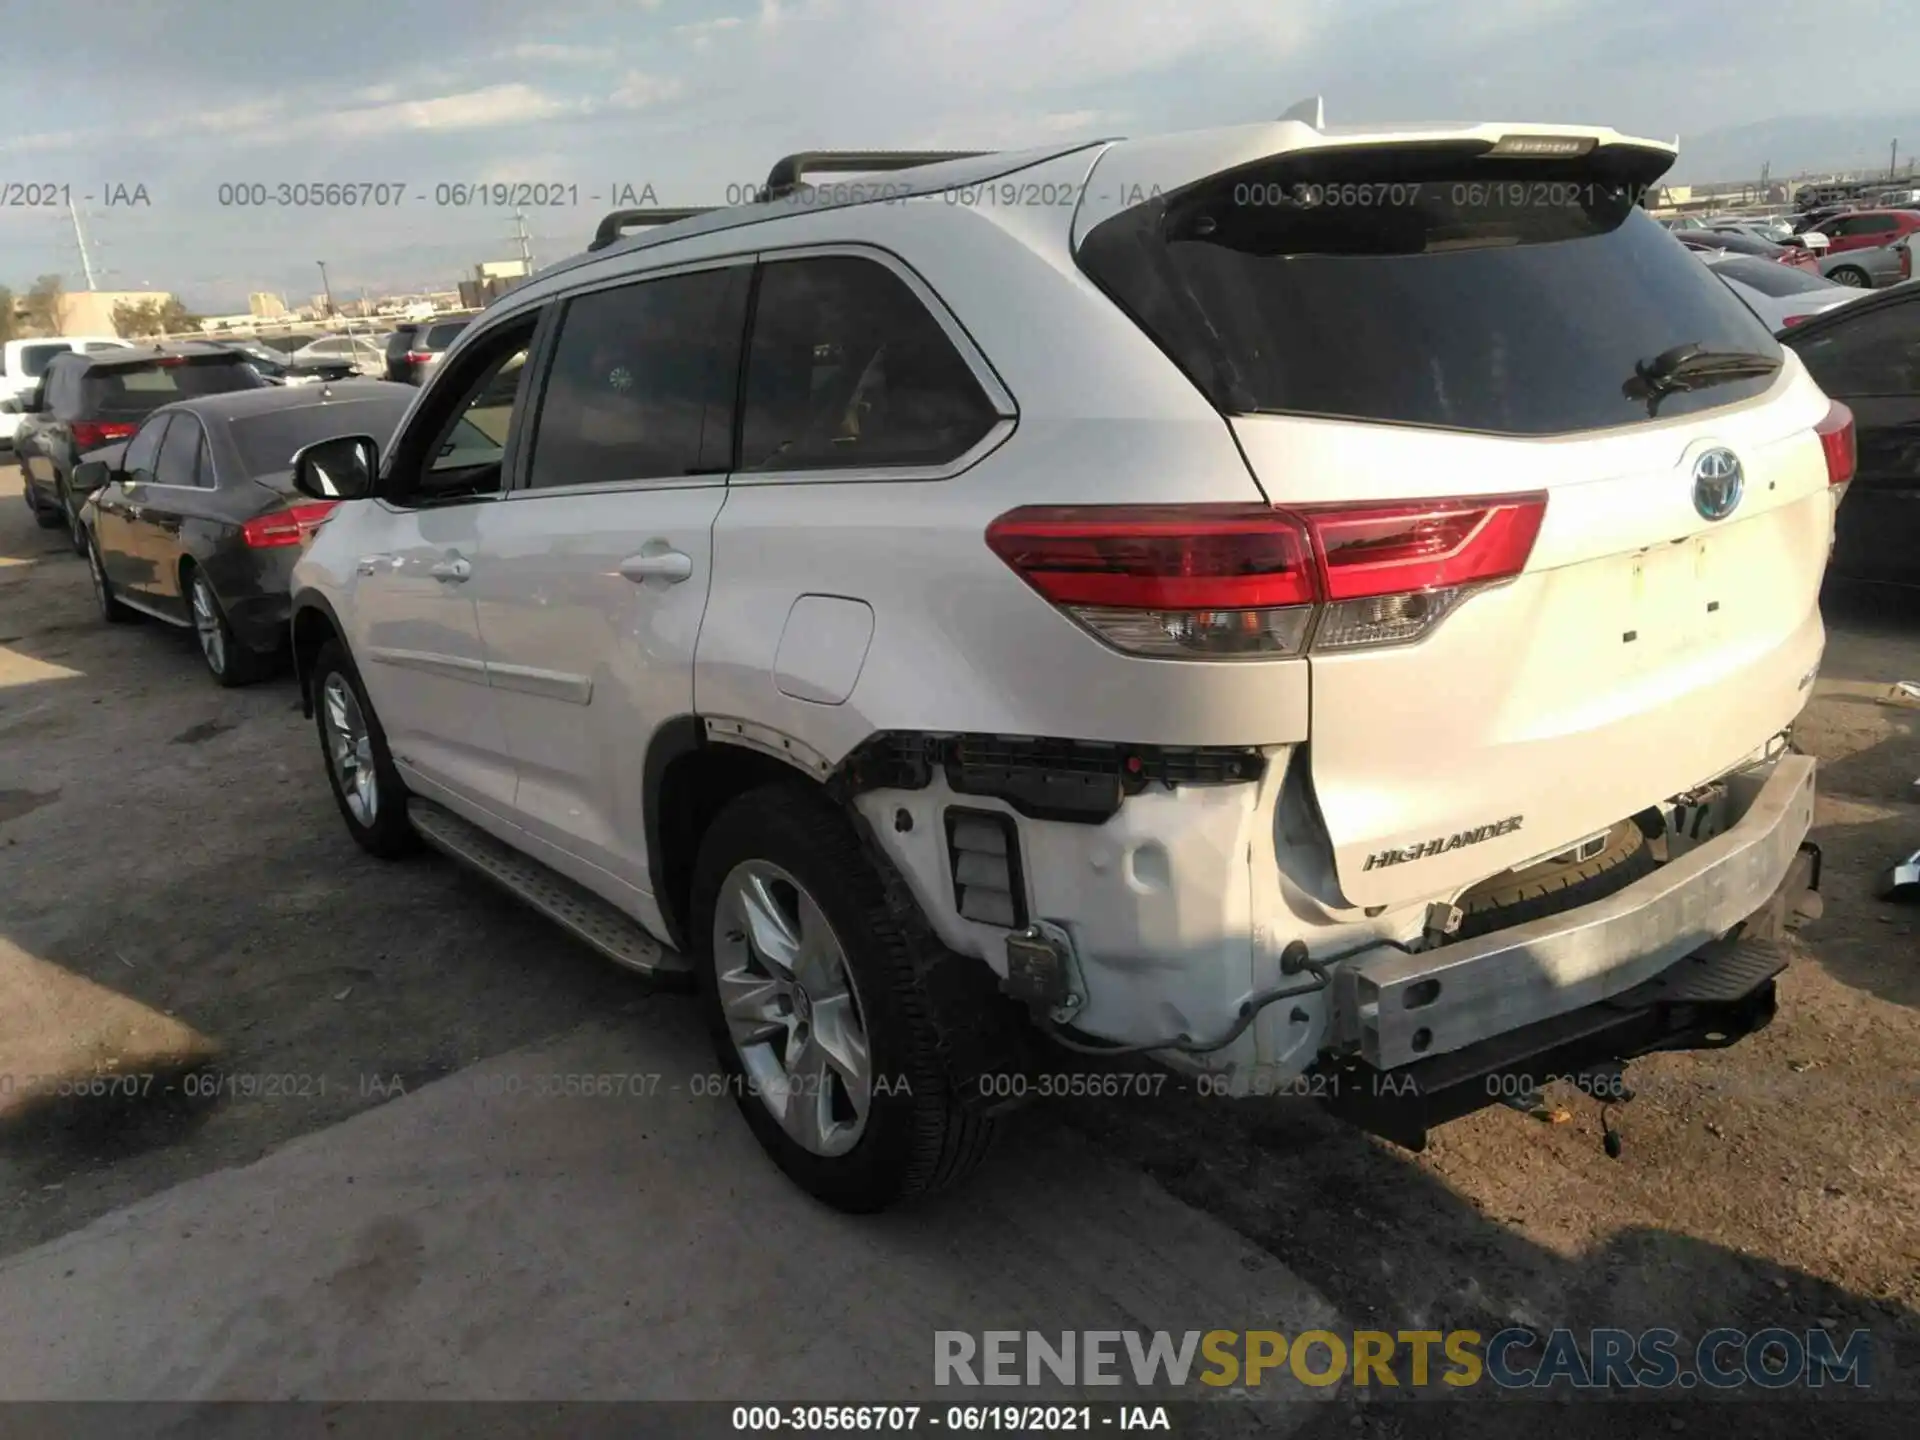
[286,105,1844,1211]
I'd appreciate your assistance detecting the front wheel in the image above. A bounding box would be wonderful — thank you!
[691,784,995,1212]
[311,638,418,858]
[1829,266,1869,288]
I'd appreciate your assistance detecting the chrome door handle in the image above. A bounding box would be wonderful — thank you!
[619,550,693,584]
[430,556,472,582]
[357,554,399,576]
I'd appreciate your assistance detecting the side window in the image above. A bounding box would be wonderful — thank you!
[154,414,203,487]
[193,428,219,488]
[123,415,170,479]
[47,361,80,418]
[525,267,746,490]
[739,256,1000,472]
[1796,301,1920,396]
[387,315,541,506]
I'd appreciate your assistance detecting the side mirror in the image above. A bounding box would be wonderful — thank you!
[292,433,379,501]
[71,459,114,495]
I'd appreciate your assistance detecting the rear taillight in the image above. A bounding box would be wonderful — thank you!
[406,351,432,364]
[1781,315,1811,328]
[70,420,138,450]
[241,500,341,548]
[985,493,1548,659]
[1816,401,1856,501]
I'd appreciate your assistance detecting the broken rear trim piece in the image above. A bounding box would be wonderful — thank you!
[833,732,1268,823]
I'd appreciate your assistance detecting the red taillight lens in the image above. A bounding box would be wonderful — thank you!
[1816,401,1856,493]
[241,500,341,548]
[70,421,138,450]
[986,493,1548,658]
[406,351,432,364]
[985,505,1317,658]
[1781,315,1811,328]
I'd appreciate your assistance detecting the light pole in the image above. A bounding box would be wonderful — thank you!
[316,260,334,318]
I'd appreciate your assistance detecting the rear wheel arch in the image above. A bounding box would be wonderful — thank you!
[645,720,835,952]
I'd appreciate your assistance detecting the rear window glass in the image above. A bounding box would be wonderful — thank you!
[1711,256,1836,298]
[83,360,265,416]
[228,398,410,476]
[425,322,469,349]
[1078,146,1783,434]
[21,343,68,378]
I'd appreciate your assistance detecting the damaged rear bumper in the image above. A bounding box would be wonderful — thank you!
[1327,752,1818,1072]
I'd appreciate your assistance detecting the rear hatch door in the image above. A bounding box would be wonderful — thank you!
[1077,127,1836,908]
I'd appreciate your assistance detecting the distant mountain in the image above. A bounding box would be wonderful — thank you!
[1669,112,1920,185]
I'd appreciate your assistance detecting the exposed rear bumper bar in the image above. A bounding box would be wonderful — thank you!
[1329,753,1818,1071]
[1319,930,1795,1152]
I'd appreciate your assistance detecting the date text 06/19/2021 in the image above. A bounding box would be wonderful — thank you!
[730,1405,1171,1432]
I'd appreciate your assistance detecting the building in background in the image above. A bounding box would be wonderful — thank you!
[248,292,288,319]
[458,260,531,310]
[55,290,174,337]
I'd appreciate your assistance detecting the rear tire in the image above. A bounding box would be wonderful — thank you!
[1829,265,1869,288]
[188,568,266,688]
[86,531,136,625]
[1452,819,1657,940]
[691,783,996,1212]
[311,638,418,859]
[32,500,63,530]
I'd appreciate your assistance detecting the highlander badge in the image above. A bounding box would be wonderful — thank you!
[1364,815,1524,871]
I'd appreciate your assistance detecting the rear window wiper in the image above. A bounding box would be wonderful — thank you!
[1624,342,1780,416]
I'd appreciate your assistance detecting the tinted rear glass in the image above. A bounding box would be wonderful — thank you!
[424,322,469,349]
[21,343,68,378]
[227,398,409,477]
[1711,256,1837,298]
[82,359,266,416]
[1078,146,1783,434]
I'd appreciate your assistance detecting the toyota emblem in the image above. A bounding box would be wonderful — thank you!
[1691,447,1744,522]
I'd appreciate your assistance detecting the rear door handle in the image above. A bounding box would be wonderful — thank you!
[430,555,472,583]
[619,550,693,584]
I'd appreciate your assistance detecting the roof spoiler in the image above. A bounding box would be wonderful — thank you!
[760,150,991,201]
[1279,95,1324,128]
[586,207,719,253]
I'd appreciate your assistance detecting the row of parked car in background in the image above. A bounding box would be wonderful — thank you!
[1664,200,1920,289]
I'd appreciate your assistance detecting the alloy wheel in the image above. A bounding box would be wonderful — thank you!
[321,673,379,826]
[191,577,226,676]
[712,859,873,1157]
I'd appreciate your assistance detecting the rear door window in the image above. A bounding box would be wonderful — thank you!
[154,414,204,487]
[525,267,746,489]
[123,415,170,479]
[1077,146,1783,434]
[738,255,1000,471]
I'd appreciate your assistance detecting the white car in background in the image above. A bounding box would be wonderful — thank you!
[1703,253,1863,330]
[0,336,136,447]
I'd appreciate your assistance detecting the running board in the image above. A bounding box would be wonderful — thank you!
[406,799,688,978]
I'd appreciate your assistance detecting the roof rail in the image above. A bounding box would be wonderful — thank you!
[760,150,991,201]
[587,207,719,253]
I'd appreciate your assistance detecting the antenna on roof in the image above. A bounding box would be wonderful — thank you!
[1279,95,1325,129]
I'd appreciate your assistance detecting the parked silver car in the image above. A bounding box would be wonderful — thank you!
[1818,241,1911,289]
[1702,254,1861,330]
[287,334,389,377]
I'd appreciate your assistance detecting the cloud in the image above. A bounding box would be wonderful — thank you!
[497,42,606,64]
[608,71,687,109]
[674,15,745,49]
[328,83,583,138]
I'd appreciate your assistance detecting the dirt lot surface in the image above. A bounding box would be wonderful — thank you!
[0,460,1915,1433]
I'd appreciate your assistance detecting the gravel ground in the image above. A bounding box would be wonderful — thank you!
[0,461,1914,1432]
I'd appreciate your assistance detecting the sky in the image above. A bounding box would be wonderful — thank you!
[0,0,1914,313]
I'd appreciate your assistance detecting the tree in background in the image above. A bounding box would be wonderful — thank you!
[0,286,16,345]
[110,296,202,339]
[23,274,63,334]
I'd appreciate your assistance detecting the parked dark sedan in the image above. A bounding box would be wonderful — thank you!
[75,381,415,686]
[9,343,269,553]
[1781,281,1920,587]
